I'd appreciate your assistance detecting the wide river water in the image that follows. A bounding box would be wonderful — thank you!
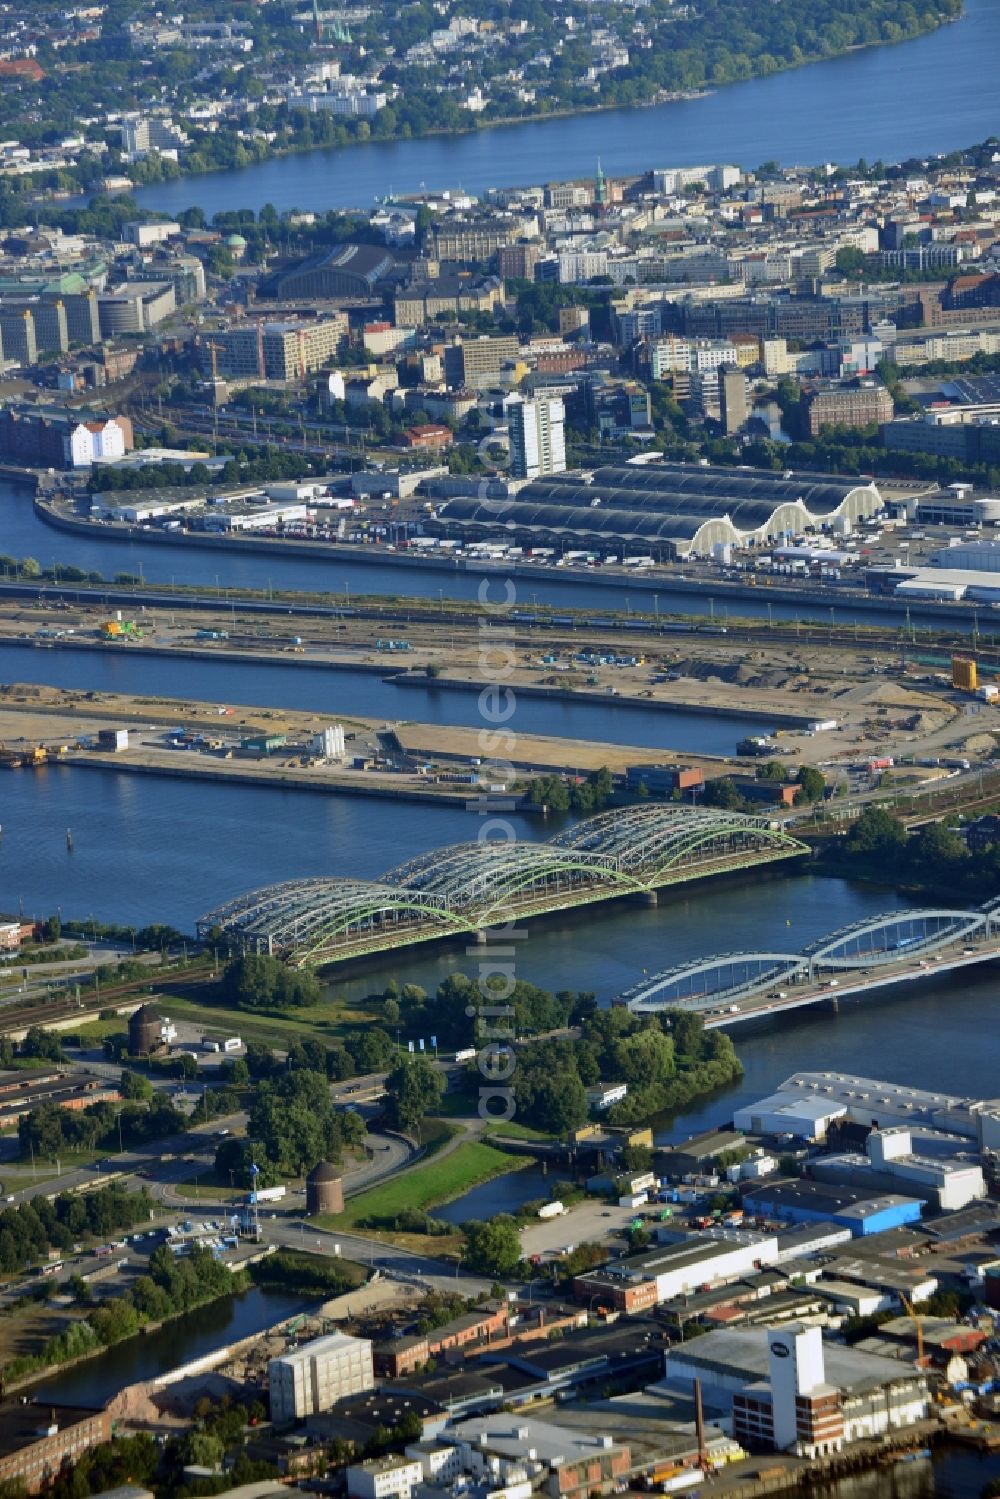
[3,757,999,1142]
[0,481,981,633]
[131,0,1000,215]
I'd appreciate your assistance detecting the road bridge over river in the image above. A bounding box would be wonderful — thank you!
[618,897,1000,1027]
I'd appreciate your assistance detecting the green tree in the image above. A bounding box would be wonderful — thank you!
[384,1057,445,1133]
[462,1214,521,1275]
[845,805,906,857]
[120,1069,152,1102]
[795,765,826,803]
[223,952,321,1009]
[835,246,867,277]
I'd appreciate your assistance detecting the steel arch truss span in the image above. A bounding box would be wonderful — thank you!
[550,805,806,884]
[198,877,472,967]
[622,953,804,1015]
[802,909,986,969]
[197,806,808,967]
[620,903,993,1016]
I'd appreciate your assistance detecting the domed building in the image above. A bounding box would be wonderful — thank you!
[306,1161,344,1216]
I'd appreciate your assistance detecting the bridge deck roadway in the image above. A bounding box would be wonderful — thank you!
[702,936,1000,1028]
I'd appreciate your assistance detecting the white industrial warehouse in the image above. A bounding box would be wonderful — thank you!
[426,461,883,561]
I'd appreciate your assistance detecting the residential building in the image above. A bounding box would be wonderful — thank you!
[558,249,607,283]
[120,116,188,160]
[805,381,894,435]
[720,366,748,434]
[509,395,566,479]
[650,336,693,379]
[443,334,521,390]
[499,242,542,280]
[268,1332,374,1423]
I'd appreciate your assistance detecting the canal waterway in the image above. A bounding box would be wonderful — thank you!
[815,1451,1000,1499]
[0,642,777,755]
[34,1287,304,1407]
[0,481,981,633]
[434,1166,553,1226]
[131,0,999,216]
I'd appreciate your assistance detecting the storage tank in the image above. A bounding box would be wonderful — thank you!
[128,1003,162,1055]
[306,1161,344,1215]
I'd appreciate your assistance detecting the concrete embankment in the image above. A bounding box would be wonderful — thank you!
[391,670,814,727]
[62,753,493,807]
[30,493,969,622]
[0,632,411,678]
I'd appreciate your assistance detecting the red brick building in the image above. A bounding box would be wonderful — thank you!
[0,1406,111,1494]
[399,423,453,451]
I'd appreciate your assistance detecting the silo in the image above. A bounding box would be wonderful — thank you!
[306,1161,344,1215]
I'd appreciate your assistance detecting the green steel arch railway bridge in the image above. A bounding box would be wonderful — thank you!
[617,896,1000,1027]
[197,806,808,968]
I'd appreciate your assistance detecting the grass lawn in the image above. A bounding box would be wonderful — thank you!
[73,988,390,1053]
[71,1017,127,1043]
[419,1118,459,1153]
[316,1139,523,1231]
[429,1090,481,1120]
[482,1120,557,1143]
[3,1148,113,1184]
[175,1171,246,1203]
[156,993,383,1048]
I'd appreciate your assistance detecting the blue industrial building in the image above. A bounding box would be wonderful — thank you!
[742,1181,922,1237]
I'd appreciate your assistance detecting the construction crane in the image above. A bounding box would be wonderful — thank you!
[204,337,224,381]
[900,1293,926,1369]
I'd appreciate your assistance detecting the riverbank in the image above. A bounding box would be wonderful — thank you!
[705,1422,959,1499]
[0,682,749,807]
[30,492,991,626]
[318,1137,528,1236]
[8,1257,261,1396]
[56,3,958,213]
[390,670,814,728]
[106,88,717,207]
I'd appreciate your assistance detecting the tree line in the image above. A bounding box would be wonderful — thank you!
[821,804,1000,899]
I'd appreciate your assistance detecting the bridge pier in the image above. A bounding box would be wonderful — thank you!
[473,929,488,945]
[638,891,658,907]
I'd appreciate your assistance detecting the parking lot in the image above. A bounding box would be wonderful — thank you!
[520,1197,667,1259]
